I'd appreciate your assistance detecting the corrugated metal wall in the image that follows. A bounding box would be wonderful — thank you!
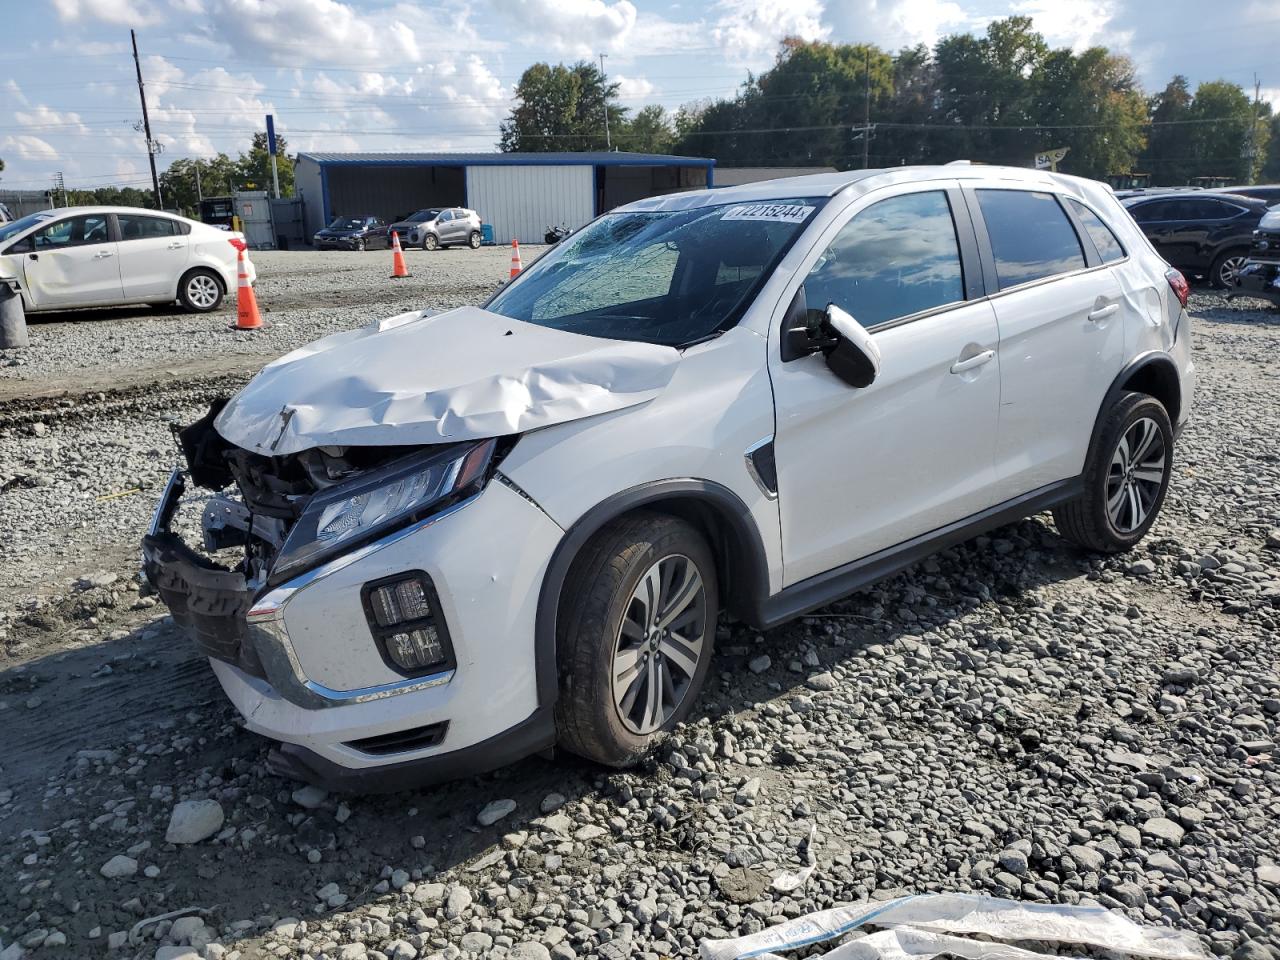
[466,165,594,244]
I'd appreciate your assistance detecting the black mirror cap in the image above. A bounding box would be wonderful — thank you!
[781,285,821,361]
[824,338,878,388]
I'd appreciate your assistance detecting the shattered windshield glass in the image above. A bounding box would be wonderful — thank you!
[485,198,823,347]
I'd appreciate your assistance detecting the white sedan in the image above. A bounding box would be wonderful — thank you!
[0,206,255,314]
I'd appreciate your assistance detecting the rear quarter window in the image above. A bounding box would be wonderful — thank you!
[976,190,1086,289]
[1067,199,1125,263]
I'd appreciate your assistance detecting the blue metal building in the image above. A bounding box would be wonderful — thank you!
[295,151,716,244]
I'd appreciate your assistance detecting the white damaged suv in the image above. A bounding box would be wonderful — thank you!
[143,165,1194,790]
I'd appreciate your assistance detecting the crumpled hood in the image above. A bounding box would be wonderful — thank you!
[214,306,681,455]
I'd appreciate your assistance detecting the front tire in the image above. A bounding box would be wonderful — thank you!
[555,513,718,767]
[354,238,366,252]
[178,269,223,313]
[1211,249,1247,289]
[423,233,439,251]
[1053,392,1173,553]
[468,230,482,249]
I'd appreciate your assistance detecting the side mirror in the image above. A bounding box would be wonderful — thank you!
[822,304,880,388]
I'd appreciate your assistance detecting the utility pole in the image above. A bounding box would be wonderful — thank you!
[851,47,876,169]
[599,53,612,151]
[195,160,202,202]
[1245,74,1262,183]
[53,171,66,207]
[131,28,163,209]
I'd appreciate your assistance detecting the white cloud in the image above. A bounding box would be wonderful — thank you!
[208,0,421,66]
[822,0,970,53]
[50,0,163,26]
[1,135,60,162]
[495,0,637,56]
[15,106,91,137]
[614,74,656,100]
[710,0,829,61]
[1010,0,1124,53]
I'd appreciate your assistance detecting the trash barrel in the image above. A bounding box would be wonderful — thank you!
[0,282,27,350]
[481,223,495,246]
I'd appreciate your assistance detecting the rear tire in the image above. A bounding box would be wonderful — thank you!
[1210,249,1247,289]
[178,269,223,313]
[1052,392,1173,553]
[555,512,718,767]
[468,230,482,249]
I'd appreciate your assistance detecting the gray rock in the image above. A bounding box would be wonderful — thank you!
[477,799,517,826]
[460,932,493,954]
[999,848,1029,876]
[291,785,328,809]
[510,944,552,960]
[165,799,225,844]
[154,948,200,960]
[336,945,367,960]
[735,777,761,804]
[99,854,138,879]
[540,793,566,813]
[806,672,838,691]
[1142,817,1185,845]
[445,885,472,919]
[748,654,771,674]
[1127,558,1156,576]
[1066,844,1105,873]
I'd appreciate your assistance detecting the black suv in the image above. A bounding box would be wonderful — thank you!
[1122,192,1270,288]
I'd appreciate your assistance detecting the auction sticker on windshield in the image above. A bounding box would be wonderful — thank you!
[722,203,814,223]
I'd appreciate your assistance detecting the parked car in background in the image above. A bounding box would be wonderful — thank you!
[1122,192,1270,287]
[0,206,252,313]
[0,202,13,223]
[313,215,389,251]
[404,208,482,250]
[143,165,1193,789]
[1223,184,1280,206]
[1232,206,1280,307]
[387,208,441,240]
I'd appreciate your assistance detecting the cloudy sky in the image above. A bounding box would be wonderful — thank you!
[1,0,1277,191]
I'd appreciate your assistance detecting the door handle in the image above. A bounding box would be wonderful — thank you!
[93,250,114,259]
[1088,303,1119,322]
[950,349,995,374]
[167,242,184,249]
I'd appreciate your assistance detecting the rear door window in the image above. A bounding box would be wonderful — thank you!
[976,190,1086,289]
[1067,199,1125,263]
[117,214,178,240]
[804,190,965,327]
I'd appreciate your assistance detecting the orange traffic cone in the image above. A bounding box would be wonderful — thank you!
[509,239,522,279]
[229,248,266,331]
[389,230,411,279]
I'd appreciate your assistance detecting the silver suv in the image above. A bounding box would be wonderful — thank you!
[405,208,482,251]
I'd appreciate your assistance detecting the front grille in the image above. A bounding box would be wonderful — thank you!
[346,721,448,756]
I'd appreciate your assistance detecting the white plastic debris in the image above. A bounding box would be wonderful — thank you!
[214,306,681,455]
[698,893,1209,960]
[771,824,818,894]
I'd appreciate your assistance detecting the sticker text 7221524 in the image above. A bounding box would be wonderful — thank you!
[721,203,815,224]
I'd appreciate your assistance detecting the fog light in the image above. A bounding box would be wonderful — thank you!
[361,572,454,676]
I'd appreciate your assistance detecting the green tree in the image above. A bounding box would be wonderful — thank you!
[1186,81,1257,183]
[1030,48,1147,179]
[1261,112,1280,181]
[500,61,625,152]
[160,153,239,216]
[617,104,675,154]
[1142,76,1194,184]
[238,131,294,196]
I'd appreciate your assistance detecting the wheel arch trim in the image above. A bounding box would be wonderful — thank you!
[532,478,770,710]
[1099,350,1182,431]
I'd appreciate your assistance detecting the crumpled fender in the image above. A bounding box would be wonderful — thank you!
[214,305,682,455]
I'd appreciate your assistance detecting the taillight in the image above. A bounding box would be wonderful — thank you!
[1165,267,1189,309]
[227,237,247,253]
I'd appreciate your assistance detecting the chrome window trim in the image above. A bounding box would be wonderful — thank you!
[244,493,479,709]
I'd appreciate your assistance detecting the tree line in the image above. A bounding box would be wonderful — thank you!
[500,16,1278,185]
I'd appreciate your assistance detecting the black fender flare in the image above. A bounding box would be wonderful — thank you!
[531,478,771,709]
[1092,350,1181,441]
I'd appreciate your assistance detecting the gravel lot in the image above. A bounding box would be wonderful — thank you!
[0,259,1278,960]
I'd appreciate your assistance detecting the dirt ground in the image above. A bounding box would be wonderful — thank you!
[1,254,1278,960]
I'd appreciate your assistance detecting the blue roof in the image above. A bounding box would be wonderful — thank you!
[298,151,715,168]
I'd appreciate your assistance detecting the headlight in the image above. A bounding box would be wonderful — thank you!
[271,440,496,581]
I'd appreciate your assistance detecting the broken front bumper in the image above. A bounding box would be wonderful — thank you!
[141,468,561,789]
[1231,260,1280,307]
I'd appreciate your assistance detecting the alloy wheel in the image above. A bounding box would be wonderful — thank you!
[1218,255,1246,288]
[1106,416,1166,533]
[610,553,708,736]
[186,274,220,310]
